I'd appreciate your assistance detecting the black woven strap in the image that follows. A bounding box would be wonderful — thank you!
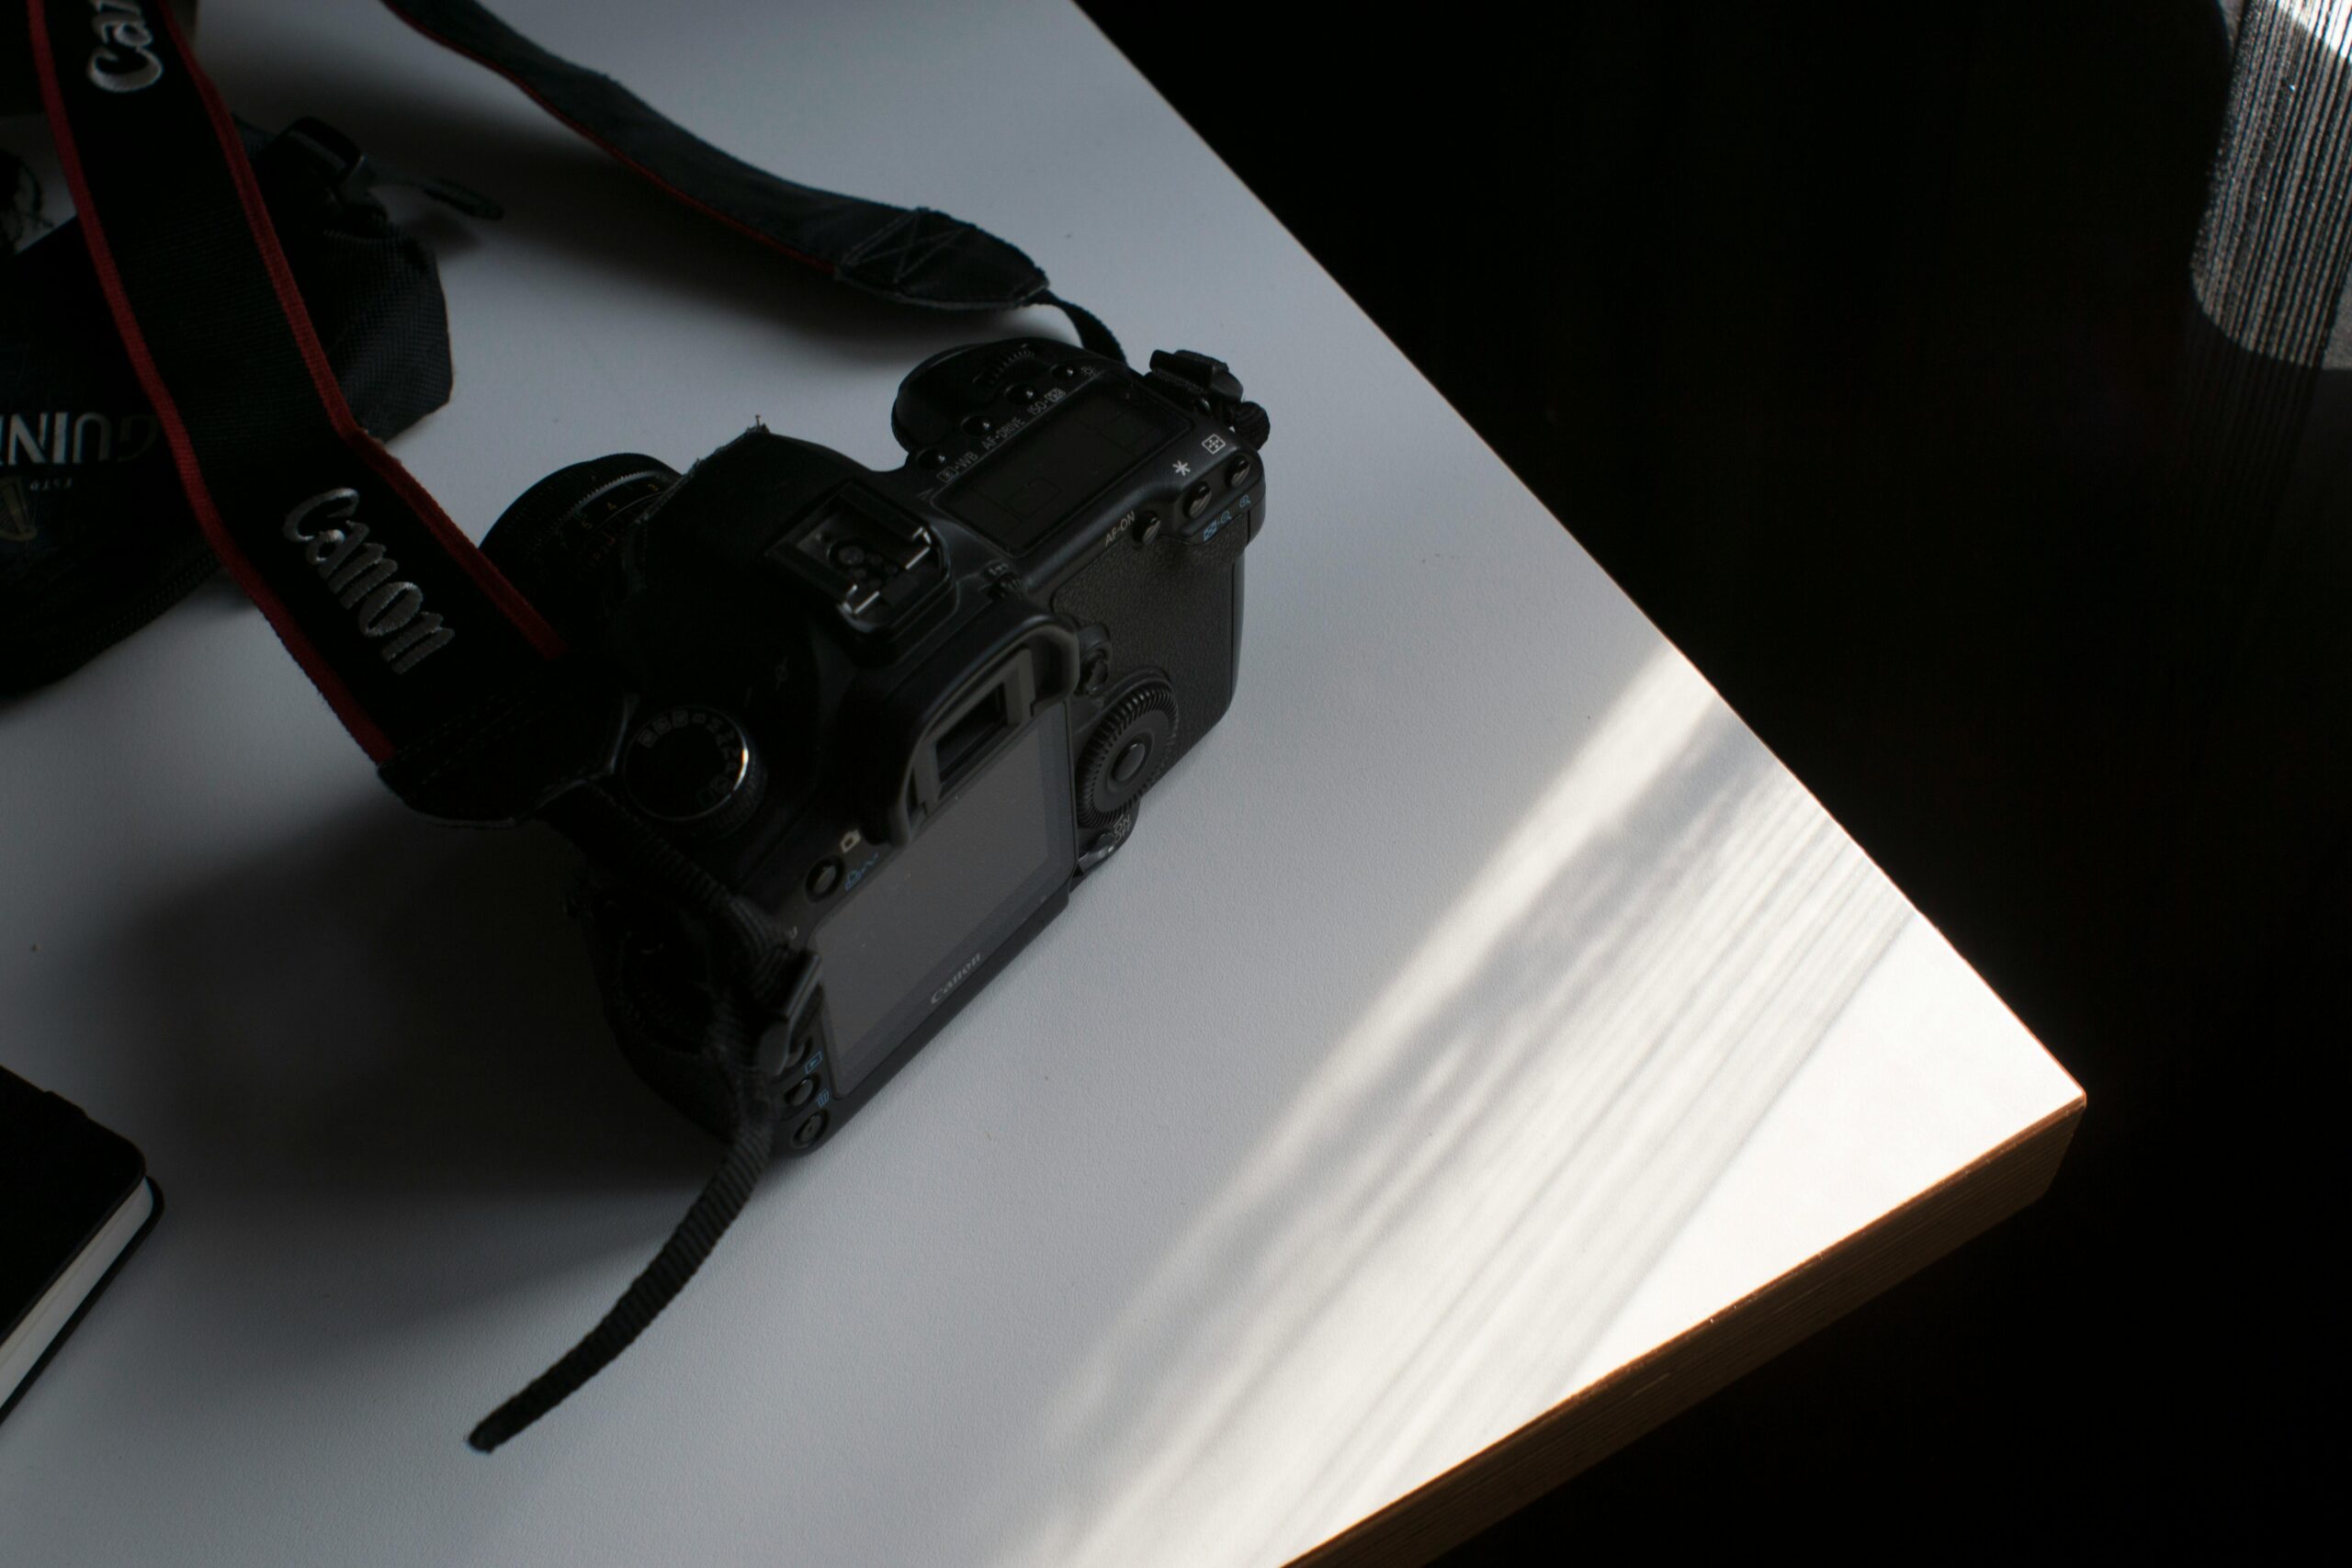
[460,784,810,1450]
[377,1,1120,357]
[468,1085,776,1450]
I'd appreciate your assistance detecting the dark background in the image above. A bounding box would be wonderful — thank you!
[1078,0,2341,1553]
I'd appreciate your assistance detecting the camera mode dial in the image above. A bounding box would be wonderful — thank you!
[1078,681,1178,828]
[622,704,764,838]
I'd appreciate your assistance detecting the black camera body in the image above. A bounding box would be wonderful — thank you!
[484,339,1268,1153]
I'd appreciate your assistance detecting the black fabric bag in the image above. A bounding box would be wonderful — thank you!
[1,118,464,692]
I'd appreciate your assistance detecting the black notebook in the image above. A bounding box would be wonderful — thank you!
[0,1066,161,1423]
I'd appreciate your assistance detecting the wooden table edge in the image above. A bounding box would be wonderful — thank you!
[1289,1094,2087,1567]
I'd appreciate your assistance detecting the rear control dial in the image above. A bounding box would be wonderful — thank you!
[623,705,764,835]
[1078,681,1179,828]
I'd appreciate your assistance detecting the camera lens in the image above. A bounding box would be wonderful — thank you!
[481,453,679,638]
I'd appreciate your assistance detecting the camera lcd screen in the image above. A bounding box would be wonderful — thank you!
[811,716,1073,1094]
[944,381,1184,554]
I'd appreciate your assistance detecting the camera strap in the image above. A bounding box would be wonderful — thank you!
[2,113,470,697]
[376,1,1121,354]
[28,0,1118,1445]
[28,0,1118,803]
[30,0,599,801]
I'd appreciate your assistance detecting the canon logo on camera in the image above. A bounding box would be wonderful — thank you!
[929,951,986,1009]
[85,0,164,95]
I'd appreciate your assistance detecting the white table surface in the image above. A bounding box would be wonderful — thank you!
[0,3,2080,1563]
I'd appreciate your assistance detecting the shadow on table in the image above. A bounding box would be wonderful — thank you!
[108,800,707,1202]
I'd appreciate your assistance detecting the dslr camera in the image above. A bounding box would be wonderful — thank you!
[483,338,1269,1150]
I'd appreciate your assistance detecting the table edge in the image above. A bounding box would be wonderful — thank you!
[1289,1093,2087,1567]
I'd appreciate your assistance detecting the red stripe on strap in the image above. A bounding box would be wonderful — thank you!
[26,0,395,759]
[145,0,569,663]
